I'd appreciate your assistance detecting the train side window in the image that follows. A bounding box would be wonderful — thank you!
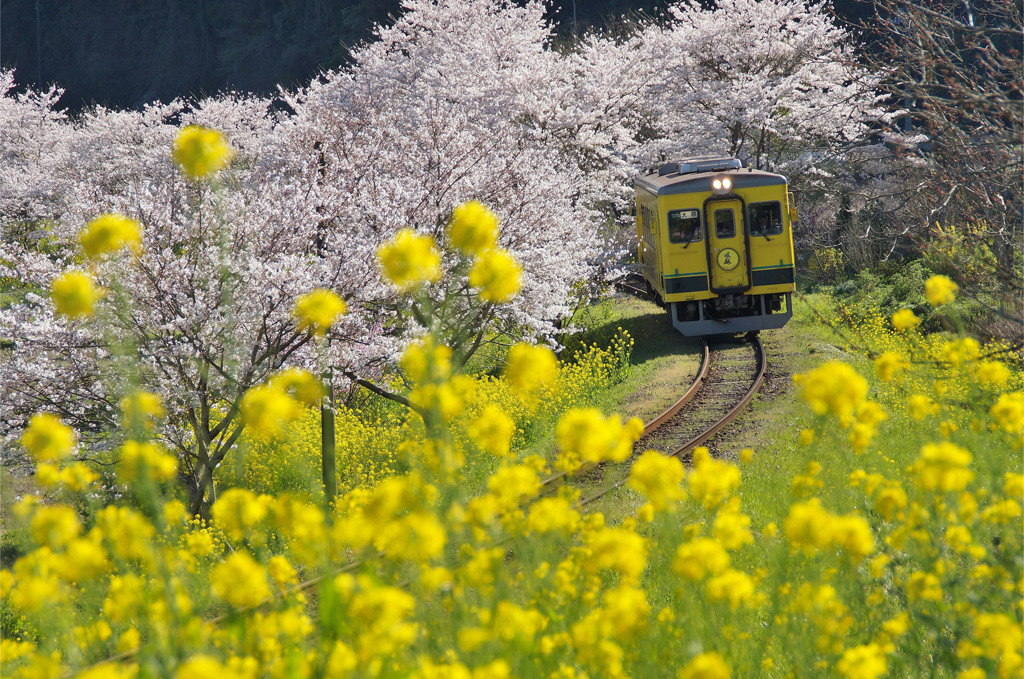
[667,209,702,243]
[748,202,784,236]
[714,209,736,238]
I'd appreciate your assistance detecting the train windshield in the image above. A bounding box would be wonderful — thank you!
[748,202,784,236]
[668,209,702,244]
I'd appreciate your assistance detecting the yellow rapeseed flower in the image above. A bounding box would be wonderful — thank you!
[706,568,756,609]
[61,537,109,581]
[784,498,834,555]
[527,497,580,535]
[487,463,541,509]
[945,524,973,554]
[467,405,515,457]
[468,248,522,303]
[240,384,301,438]
[10,573,64,612]
[21,412,76,462]
[79,662,138,679]
[910,442,975,493]
[829,513,876,561]
[1004,473,1024,500]
[712,506,754,550]
[51,270,99,318]
[972,612,1024,665]
[990,392,1023,434]
[78,214,142,258]
[585,527,647,580]
[687,448,741,509]
[891,308,920,331]
[326,642,358,677]
[119,390,164,430]
[906,571,943,602]
[34,462,61,488]
[556,408,643,469]
[600,585,650,640]
[874,486,907,522]
[673,538,731,581]
[30,505,81,549]
[837,643,888,679]
[175,655,232,679]
[908,394,938,420]
[173,126,232,179]
[447,200,498,255]
[213,488,272,541]
[347,581,417,656]
[679,652,730,679]
[873,351,907,382]
[401,337,452,384]
[377,228,441,292]
[628,451,686,511]
[955,668,986,679]
[939,337,980,366]
[268,368,325,406]
[794,361,867,420]
[94,506,154,562]
[374,511,446,563]
[504,343,558,395]
[210,552,271,608]
[974,361,1010,386]
[0,640,35,663]
[925,275,958,306]
[881,612,909,640]
[117,440,177,482]
[292,289,347,335]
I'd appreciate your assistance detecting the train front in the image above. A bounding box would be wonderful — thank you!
[634,156,796,336]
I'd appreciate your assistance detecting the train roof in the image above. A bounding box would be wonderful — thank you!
[635,156,787,197]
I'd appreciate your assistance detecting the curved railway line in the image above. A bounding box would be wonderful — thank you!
[539,331,766,505]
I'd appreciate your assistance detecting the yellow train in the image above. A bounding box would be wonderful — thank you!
[635,156,796,336]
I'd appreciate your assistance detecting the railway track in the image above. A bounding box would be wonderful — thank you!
[538,331,766,502]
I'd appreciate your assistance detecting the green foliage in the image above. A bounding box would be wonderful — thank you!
[826,260,1003,335]
[223,330,634,499]
[922,223,1000,289]
[803,247,847,286]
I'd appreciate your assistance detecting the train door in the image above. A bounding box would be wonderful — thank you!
[706,199,749,291]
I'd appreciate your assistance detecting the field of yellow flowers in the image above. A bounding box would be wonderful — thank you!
[2,127,1022,679]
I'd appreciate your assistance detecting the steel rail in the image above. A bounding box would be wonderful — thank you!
[536,337,710,495]
[666,334,766,459]
[579,334,766,507]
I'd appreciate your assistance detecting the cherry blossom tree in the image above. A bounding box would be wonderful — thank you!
[636,0,885,176]
[280,0,609,348]
[0,90,380,513]
[0,1,610,508]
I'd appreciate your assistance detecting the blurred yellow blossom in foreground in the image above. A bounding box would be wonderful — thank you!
[173,125,233,179]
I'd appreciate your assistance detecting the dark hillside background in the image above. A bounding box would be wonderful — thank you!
[1,0,874,110]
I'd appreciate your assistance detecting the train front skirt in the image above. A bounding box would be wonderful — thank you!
[670,293,792,337]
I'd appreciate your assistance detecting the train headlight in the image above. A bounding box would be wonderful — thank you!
[712,175,733,195]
